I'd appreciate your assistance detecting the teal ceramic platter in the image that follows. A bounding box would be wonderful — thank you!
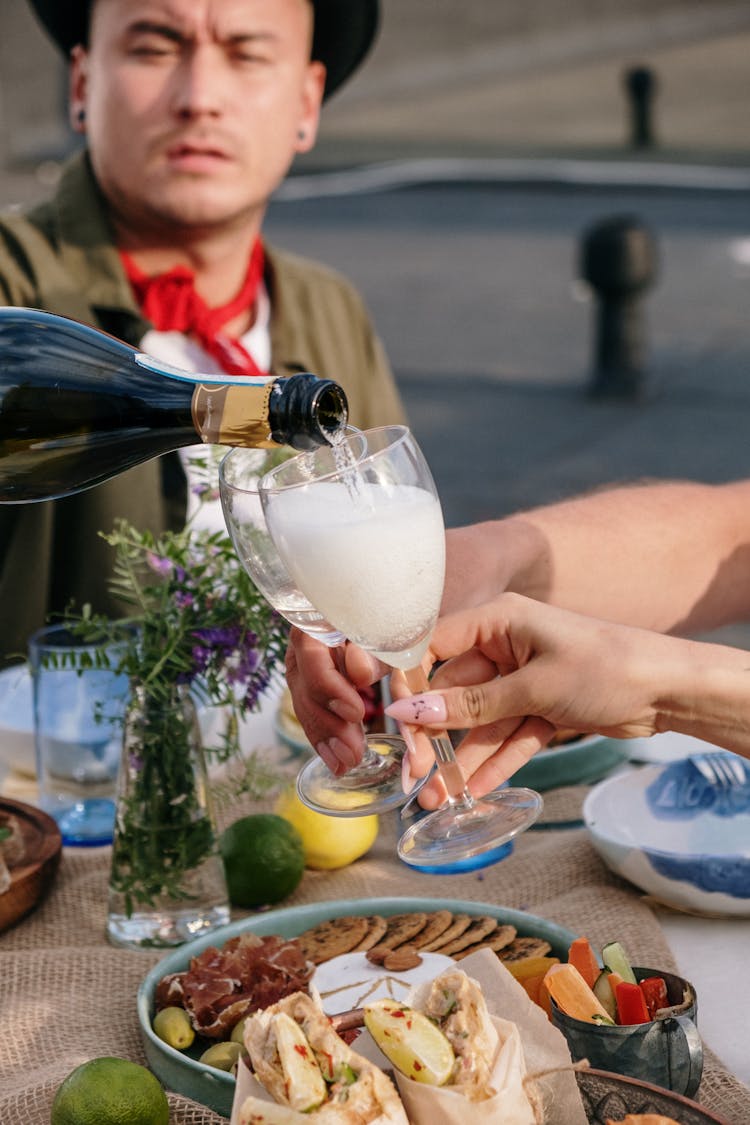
[137,895,576,1117]
[513,733,628,792]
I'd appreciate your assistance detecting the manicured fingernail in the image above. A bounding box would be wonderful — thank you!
[328,698,361,722]
[401,752,417,794]
[316,741,341,775]
[386,693,447,724]
[330,735,360,771]
[398,724,419,794]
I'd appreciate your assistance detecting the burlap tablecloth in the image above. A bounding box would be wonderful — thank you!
[2,783,748,1124]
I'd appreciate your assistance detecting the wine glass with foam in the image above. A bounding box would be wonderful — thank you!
[219,441,412,816]
[258,425,543,872]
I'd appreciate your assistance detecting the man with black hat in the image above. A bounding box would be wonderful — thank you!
[0,0,405,665]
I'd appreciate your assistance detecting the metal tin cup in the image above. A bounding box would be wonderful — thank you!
[550,966,703,1098]
[29,624,131,846]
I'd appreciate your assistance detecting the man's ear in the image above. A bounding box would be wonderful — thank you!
[69,45,89,133]
[295,61,326,154]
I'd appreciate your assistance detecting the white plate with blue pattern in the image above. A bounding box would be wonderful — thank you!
[584,758,750,916]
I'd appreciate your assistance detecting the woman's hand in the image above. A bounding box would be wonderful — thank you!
[284,629,383,777]
[385,592,683,802]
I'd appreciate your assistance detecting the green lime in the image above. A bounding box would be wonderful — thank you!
[51,1057,169,1125]
[220,813,304,908]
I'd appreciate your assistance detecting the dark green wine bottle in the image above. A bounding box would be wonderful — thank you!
[0,308,349,503]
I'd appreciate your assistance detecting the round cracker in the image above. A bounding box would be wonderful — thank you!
[351,915,388,952]
[295,915,371,964]
[378,912,428,950]
[409,909,454,949]
[433,915,500,956]
[496,935,552,963]
[453,924,518,959]
[420,912,473,952]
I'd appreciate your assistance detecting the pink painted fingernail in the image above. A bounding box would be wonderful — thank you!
[386,693,447,724]
[401,752,417,794]
[399,724,418,793]
[398,724,416,796]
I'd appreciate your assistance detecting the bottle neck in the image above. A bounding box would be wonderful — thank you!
[268,374,349,450]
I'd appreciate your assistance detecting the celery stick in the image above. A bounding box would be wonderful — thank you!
[601,941,637,984]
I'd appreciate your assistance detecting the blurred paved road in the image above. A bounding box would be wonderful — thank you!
[265,181,750,524]
[266,176,750,649]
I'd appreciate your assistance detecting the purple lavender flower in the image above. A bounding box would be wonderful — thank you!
[190,645,212,676]
[174,591,194,609]
[227,644,260,685]
[193,625,242,651]
[242,665,272,711]
[146,552,173,576]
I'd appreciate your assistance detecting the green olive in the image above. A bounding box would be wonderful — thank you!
[230,1017,249,1044]
[152,1006,195,1051]
[199,1041,243,1073]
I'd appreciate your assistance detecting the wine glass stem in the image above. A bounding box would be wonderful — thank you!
[404,666,474,810]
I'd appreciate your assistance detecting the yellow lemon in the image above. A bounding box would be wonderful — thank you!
[51,1057,169,1125]
[274,787,379,869]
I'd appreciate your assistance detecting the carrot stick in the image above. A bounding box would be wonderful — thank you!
[567,937,600,989]
[543,963,615,1024]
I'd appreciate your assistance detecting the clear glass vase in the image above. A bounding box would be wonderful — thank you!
[106,683,230,949]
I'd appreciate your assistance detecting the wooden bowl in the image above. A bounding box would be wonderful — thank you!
[0,798,62,933]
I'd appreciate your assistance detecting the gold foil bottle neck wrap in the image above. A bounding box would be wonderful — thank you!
[190,382,275,448]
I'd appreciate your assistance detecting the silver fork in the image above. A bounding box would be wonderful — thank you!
[690,751,747,788]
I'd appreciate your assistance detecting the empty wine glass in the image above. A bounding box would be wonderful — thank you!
[219,443,412,815]
[258,425,543,872]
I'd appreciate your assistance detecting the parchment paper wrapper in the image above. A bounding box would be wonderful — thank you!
[230,1056,272,1125]
[391,950,586,1125]
[230,949,587,1125]
[394,1013,536,1125]
[230,1046,409,1125]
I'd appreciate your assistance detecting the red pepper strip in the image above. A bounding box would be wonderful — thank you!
[614,981,651,1024]
[639,975,669,1019]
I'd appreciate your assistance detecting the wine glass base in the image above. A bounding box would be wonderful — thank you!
[397,786,543,872]
[297,734,416,817]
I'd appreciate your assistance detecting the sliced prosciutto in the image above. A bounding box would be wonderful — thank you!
[154,932,314,1038]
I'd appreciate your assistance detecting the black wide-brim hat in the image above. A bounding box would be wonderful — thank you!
[28,0,379,100]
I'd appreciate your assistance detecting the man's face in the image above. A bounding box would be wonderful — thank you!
[70,0,325,237]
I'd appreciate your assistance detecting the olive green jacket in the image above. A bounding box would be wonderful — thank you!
[0,153,406,666]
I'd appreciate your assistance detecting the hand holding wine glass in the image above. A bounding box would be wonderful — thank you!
[259,426,542,871]
[219,444,412,815]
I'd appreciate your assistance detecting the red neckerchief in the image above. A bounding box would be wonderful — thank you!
[120,239,268,377]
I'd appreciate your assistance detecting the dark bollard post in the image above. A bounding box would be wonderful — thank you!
[624,65,657,148]
[580,215,658,399]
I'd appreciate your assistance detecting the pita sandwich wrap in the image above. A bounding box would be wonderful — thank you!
[364,967,537,1124]
[234,991,408,1125]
